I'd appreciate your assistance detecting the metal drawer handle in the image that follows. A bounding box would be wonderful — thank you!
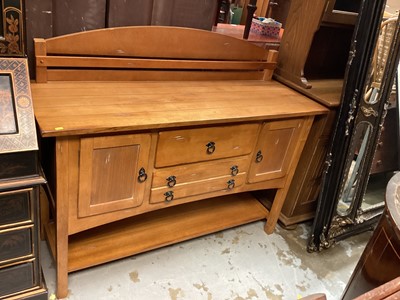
[206,141,216,154]
[227,179,235,189]
[166,175,177,187]
[255,150,263,163]
[138,167,147,182]
[164,191,174,202]
[230,165,239,176]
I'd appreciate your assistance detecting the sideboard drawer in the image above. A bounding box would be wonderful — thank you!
[0,226,33,264]
[155,123,259,167]
[150,173,246,204]
[152,156,250,188]
[0,189,32,228]
[0,261,36,298]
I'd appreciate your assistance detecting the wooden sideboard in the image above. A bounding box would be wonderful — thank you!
[0,59,47,299]
[31,26,328,298]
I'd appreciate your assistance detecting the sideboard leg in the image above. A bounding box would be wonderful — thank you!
[55,138,70,299]
[264,188,285,234]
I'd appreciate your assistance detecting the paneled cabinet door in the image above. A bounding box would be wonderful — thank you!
[248,118,305,183]
[78,134,151,217]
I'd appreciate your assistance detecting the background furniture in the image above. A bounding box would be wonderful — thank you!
[341,172,400,299]
[255,0,361,226]
[0,59,47,299]
[32,26,327,298]
[265,0,399,230]
[0,0,25,56]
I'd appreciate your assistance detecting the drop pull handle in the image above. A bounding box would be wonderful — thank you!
[138,167,148,182]
[255,150,263,163]
[206,141,216,154]
[166,175,177,187]
[164,191,174,202]
[227,179,235,189]
[230,165,239,176]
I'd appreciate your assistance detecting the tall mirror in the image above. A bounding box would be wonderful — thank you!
[308,0,400,252]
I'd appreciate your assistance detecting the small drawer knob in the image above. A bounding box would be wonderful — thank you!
[230,165,239,176]
[255,150,263,163]
[206,141,216,154]
[164,191,174,202]
[166,175,177,187]
[227,179,235,189]
[138,167,147,182]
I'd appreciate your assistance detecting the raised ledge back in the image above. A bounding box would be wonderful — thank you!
[34,26,278,83]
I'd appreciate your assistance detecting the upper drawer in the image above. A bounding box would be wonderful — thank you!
[155,123,259,167]
[0,189,33,229]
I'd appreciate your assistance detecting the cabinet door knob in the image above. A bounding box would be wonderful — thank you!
[164,191,174,202]
[255,150,263,163]
[138,167,148,182]
[206,141,216,154]
[227,179,235,189]
[230,165,239,176]
[166,175,177,187]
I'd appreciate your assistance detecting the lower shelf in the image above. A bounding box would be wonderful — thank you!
[45,192,269,273]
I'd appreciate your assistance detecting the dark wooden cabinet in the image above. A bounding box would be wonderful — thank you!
[0,58,47,299]
[341,172,400,299]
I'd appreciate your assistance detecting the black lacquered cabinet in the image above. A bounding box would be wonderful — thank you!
[0,58,47,299]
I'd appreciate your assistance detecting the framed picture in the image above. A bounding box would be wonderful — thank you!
[0,57,37,154]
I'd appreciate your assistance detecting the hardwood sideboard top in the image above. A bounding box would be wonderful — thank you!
[32,80,328,137]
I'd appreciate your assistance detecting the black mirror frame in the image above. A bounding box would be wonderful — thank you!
[308,0,400,252]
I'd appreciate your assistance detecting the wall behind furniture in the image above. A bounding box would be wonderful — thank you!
[24,0,217,78]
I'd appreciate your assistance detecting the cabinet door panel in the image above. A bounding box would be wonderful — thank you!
[78,134,151,217]
[248,118,304,183]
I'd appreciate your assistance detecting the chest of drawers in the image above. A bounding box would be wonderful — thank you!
[0,58,46,299]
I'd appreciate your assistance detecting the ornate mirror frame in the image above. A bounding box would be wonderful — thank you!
[308,0,400,252]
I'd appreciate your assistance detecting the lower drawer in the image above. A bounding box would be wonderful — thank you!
[0,226,34,264]
[150,173,246,204]
[0,261,36,297]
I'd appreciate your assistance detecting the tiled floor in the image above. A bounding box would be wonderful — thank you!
[41,220,372,300]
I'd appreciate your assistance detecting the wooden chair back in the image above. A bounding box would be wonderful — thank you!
[34,26,278,83]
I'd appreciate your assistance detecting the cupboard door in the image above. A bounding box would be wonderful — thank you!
[78,134,151,217]
[248,118,305,183]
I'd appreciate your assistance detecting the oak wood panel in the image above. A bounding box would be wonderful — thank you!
[62,193,268,272]
[45,69,266,82]
[37,26,269,60]
[152,156,250,188]
[248,118,305,183]
[32,81,328,138]
[78,134,151,218]
[36,55,274,70]
[156,123,259,167]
